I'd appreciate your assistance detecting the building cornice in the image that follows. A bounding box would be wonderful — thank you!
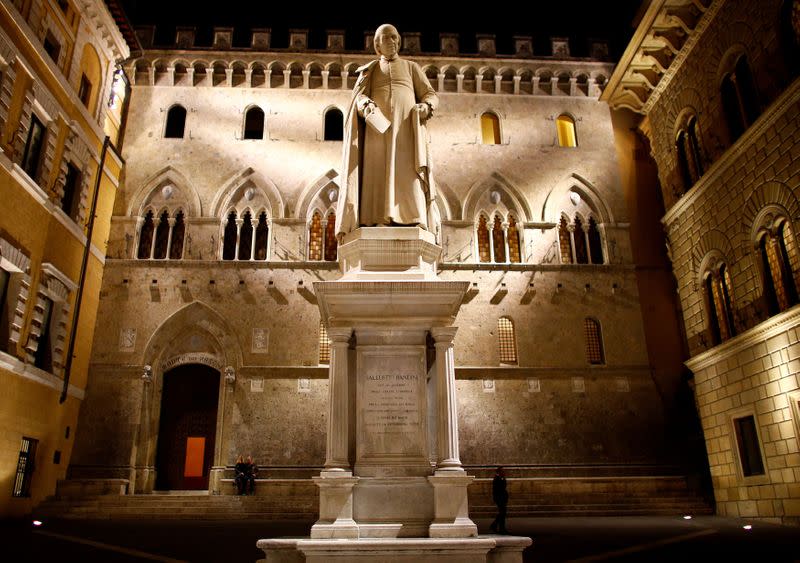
[601,0,720,114]
[686,305,800,373]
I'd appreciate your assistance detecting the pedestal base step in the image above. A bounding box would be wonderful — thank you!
[257,535,531,563]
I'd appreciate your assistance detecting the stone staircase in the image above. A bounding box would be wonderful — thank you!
[35,475,712,520]
[469,475,713,517]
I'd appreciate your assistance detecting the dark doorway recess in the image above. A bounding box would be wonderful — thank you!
[155,364,219,490]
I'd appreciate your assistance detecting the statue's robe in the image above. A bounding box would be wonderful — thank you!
[335,56,438,237]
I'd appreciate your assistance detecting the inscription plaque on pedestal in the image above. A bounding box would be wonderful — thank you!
[357,348,428,475]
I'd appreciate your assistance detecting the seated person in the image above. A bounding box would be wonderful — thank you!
[243,455,258,495]
[234,455,247,495]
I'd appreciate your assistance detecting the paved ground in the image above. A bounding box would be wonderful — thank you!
[3,515,799,562]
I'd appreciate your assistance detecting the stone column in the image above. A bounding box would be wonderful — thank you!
[513,75,521,95]
[430,327,462,472]
[428,328,476,538]
[321,70,329,89]
[323,327,353,473]
[312,326,359,539]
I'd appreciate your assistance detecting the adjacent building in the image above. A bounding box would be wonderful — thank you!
[0,0,132,516]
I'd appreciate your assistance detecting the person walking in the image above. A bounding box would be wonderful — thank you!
[490,466,509,534]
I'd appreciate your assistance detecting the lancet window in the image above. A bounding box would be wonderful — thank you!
[757,218,800,316]
[703,263,736,345]
[164,105,187,138]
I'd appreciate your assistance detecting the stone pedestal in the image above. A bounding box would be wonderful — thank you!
[259,228,529,562]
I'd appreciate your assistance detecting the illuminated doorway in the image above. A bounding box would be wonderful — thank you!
[155,364,220,490]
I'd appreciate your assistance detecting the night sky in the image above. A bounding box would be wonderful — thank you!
[119,0,645,59]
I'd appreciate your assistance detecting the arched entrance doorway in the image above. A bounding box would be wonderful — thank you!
[155,364,220,490]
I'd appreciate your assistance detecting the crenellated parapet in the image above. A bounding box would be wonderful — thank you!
[126,50,614,98]
[600,0,716,113]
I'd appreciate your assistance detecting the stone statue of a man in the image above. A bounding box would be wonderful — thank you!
[335,24,439,240]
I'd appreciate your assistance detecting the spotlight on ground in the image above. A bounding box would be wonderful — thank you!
[683,515,692,520]
[32,520,42,526]
[743,524,752,530]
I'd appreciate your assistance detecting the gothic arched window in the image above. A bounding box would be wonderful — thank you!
[477,215,491,262]
[573,216,588,264]
[153,211,170,259]
[588,217,603,264]
[492,214,506,263]
[507,215,521,264]
[559,216,573,264]
[704,263,736,345]
[137,210,155,259]
[222,212,237,260]
[308,212,323,261]
[324,212,338,261]
[238,212,254,260]
[169,211,185,259]
[254,212,269,260]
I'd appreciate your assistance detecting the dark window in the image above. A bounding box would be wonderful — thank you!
[78,74,92,108]
[324,108,343,141]
[169,211,185,260]
[12,437,38,497]
[165,105,187,138]
[53,450,61,464]
[43,32,60,63]
[588,218,603,264]
[760,236,781,315]
[243,107,265,140]
[137,211,155,259]
[0,268,11,353]
[778,223,799,306]
[238,212,253,260]
[153,211,170,259]
[33,297,53,372]
[675,130,692,191]
[705,275,722,345]
[574,216,588,264]
[492,214,506,262]
[735,56,759,126]
[61,163,81,220]
[734,415,765,477]
[222,212,237,260]
[687,118,704,177]
[21,115,45,180]
[254,212,268,260]
[721,74,743,141]
[721,55,760,143]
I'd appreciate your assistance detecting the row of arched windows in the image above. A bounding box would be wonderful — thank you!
[164,105,344,141]
[673,53,760,195]
[135,207,605,265]
[164,104,577,147]
[317,316,604,366]
[703,216,800,347]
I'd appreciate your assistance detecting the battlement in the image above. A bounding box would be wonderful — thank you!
[135,26,611,61]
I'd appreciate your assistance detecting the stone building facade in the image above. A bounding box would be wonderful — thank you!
[604,0,800,524]
[59,23,699,506]
[0,0,131,516]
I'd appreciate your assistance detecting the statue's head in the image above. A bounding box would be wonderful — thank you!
[374,24,401,58]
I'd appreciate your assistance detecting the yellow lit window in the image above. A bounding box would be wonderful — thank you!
[497,317,517,365]
[318,322,331,365]
[481,112,501,145]
[556,114,577,147]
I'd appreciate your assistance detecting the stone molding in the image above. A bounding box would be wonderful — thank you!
[686,305,800,372]
[0,349,85,400]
